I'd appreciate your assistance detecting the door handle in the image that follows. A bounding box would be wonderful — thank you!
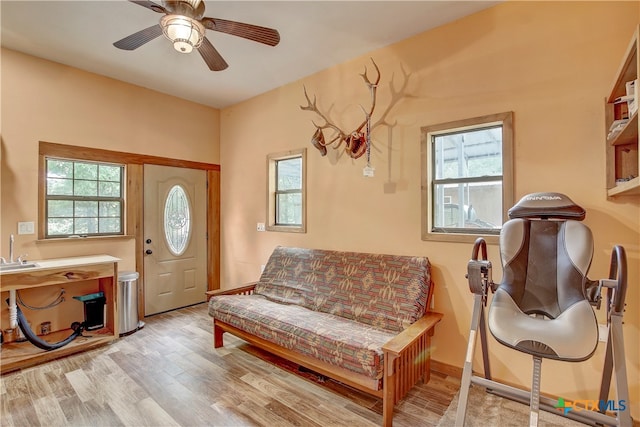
[145,249,153,255]
[146,239,152,244]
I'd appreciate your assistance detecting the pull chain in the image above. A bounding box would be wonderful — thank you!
[366,112,372,167]
[362,116,374,178]
[362,83,375,178]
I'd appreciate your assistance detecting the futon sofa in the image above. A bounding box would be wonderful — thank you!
[208,246,443,426]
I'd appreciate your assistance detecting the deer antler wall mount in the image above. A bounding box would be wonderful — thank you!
[301,58,412,177]
[300,58,383,166]
[300,58,411,176]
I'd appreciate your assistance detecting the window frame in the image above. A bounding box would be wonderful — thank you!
[266,148,307,233]
[43,157,126,238]
[421,112,514,243]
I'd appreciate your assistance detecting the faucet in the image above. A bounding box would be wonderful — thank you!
[9,234,14,264]
[0,234,17,265]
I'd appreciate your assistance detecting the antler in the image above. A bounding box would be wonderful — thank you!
[300,58,382,159]
[354,58,381,134]
[346,58,381,159]
[371,63,411,131]
[300,87,348,148]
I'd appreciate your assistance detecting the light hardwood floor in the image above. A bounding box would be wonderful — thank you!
[0,303,459,426]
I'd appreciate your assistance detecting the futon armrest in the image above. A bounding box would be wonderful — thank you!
[206,283,258,300]
[382,312,443,357]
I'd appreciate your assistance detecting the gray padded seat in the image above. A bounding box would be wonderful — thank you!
[488,193,599,361]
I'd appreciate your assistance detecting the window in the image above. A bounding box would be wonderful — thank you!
[267,149,306,233]
[45,157,125,238]
[421,112,513,243]
[164,185,191,255]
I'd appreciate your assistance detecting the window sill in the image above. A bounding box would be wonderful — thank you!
[36,235,135,244]
[422,232,499,244]
[265,225,306,233]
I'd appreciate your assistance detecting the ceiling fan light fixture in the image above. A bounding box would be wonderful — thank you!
[183,0,202,9]
[160,14,205,54]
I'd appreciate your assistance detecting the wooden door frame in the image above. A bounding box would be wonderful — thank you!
[39,141,221,322]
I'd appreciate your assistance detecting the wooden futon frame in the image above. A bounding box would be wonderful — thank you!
[208,284,442,427]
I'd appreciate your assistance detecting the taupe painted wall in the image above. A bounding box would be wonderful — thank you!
[219,2,640,418]
[1,48,220,333]
[1,0,638,420]
[1,48,220,267]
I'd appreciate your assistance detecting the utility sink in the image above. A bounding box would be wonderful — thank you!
[0,262,38,272]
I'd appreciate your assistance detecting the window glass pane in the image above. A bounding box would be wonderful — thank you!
[75,201,98,217]
[99,181,121,197]
[433,182,502,230]
[99,218,121,233]
[45,157,125,238]
[267,149,306,233]
[74,162,98,180]
[48,200,73,217]
[100,201,121,217]
[99,165,121,182]
[277,193,302,225]
[164,185,191,255]
[277,158,302,190]
[47,159,73,178]
[434,126,502,180]
[75,218,98,234]
[74,179,97,196]
[48,218,73,236]
[47,178,73,195]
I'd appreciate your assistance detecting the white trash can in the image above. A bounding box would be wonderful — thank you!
[118,271,142,336]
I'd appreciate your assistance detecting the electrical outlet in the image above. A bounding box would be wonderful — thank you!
[18,221,35,235]
[40,321,51,335]
[256,223,266,232]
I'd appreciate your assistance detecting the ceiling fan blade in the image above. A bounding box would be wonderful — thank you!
[201,17,280,47]
[198,37,228,71]
[114,24,163,50]
[129,0,167,13]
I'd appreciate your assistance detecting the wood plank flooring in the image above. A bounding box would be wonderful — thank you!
[0,303,460,426]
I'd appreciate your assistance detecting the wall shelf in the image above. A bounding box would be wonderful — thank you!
[606,25,640,197]
[607,176,640,196]
[608,112,638,146]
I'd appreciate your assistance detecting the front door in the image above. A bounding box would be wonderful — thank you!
[143,164,207,315]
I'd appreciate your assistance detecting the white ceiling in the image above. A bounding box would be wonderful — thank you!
[1,1,499,109]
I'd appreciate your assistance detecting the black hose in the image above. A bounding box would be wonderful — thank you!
[6,299,85,351]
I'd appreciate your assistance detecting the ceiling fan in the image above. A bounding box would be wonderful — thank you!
[113,0,280,71]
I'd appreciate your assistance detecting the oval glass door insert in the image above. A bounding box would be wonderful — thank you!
[164,185,191,256]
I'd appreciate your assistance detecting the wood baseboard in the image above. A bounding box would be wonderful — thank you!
[431,359,463,379]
